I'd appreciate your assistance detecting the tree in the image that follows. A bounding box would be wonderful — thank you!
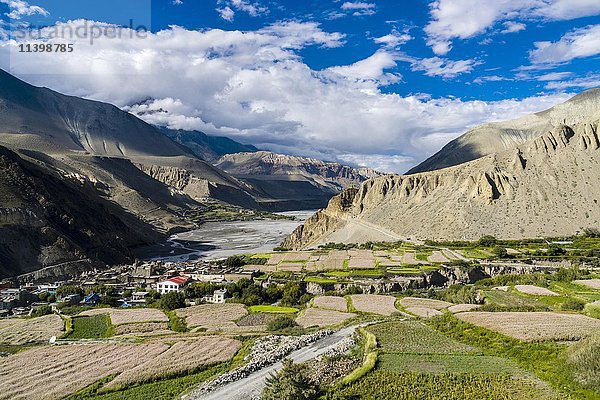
[31,305,52,317]
[123,290,133,299]
[493,246,509,258]
[262,359,318,400]
[281,283,303,306]
[159,291,186,311]
[477,235,498,247]
[56,285,83,299]
[546,244,567,257]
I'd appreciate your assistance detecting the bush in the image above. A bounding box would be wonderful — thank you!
[561,298,586,311]
[477,235,498,247]
[584,303,600,319]
[442,285,482,304]
[267,316,297,331]
[31,305,52,317]
[262,358,319,400]
[492,246,509,258]
[159,292,186,311]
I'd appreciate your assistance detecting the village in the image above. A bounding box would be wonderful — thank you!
[0,258,257,317]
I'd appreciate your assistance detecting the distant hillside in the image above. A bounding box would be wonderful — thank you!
[160,127,258,162]
[284,90,600,249]
[0,146,160,279]
[215,151,383,209]
[408,89,600,174]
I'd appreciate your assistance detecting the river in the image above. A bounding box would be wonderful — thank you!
[137,210,314,262]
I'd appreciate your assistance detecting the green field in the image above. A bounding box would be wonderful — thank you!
[335,370,559,400]
[304,276,337,283]
[378,353,521,374]
[248,305,299,313]
[366,321,476,354]
[68,314,112,339]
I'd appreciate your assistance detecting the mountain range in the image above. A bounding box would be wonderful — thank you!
[283,89,600,249]
[0,69,380,278]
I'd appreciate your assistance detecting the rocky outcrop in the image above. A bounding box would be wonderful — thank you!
[136,164,211,199]
[284,96,600,248]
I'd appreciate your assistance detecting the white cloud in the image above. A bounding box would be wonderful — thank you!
[473,75,509,84]
[530,24,600,64]
[217,7,235,22]
[537,0,600,20]
[502,21,526,33]
[425,0,600,55]
[373,30,412,48]
[411,57,480,78]
[326,50,402,87]
[0,20,574,173]
[336,2,376,17]
[216,0,268,20]
[536,71,573,81]
[1,0,48,19]
[544,74,600,89]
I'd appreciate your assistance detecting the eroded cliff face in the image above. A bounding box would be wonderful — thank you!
[136,164,212,199]
[284,120,600,249]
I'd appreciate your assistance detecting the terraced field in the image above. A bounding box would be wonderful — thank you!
[0,315,64,344]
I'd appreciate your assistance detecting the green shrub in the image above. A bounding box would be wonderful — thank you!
[262,359,319,400]
[31,305,52,317]
[584,303,600,319]
[267,316,297,331]
[159,292,186,311]
[561,298,586,311]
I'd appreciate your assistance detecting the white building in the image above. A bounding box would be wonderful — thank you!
[156,276,189,295]
[202,289,227,304]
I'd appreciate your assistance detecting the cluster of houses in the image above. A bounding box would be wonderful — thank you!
[0,259,255,317]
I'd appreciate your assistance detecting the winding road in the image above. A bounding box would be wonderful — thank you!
[187,325,357,400]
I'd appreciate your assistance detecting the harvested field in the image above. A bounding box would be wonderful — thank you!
[347,258,376,269]
[176,303,247,330]
[428,251,450,263]
[243,264,277,273]
[0,315,64,344]
[312,296,348,312]
[80,308,168,325]
[405,307,443,318]
[106,337,241,388]
[514,285,559,296]
[114,322,171,336]
[351,294,398,316]
[448,304,481,313]
[266,253,285,265]
[296,308,356,328]
[236,313,276,327]
[277,263,304,272]
[0,336,240,400]
[0,342,167,400]
[456,312,600,341]
[402,252,426,265]
[400,297,453,310]
[573,279,600,290]
[282,252,311,262]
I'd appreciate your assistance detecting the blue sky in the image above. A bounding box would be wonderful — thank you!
[0,0,599,172]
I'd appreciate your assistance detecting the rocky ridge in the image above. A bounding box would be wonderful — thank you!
[283,93,600,248]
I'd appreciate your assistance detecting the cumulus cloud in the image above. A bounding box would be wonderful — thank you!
[1,0,48,19]
[217,7,235,22]
[0,20,573,173]
[529,24,600,64]
[326,50,402,88]
[425,0,600,55]
[331,1,376,18]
